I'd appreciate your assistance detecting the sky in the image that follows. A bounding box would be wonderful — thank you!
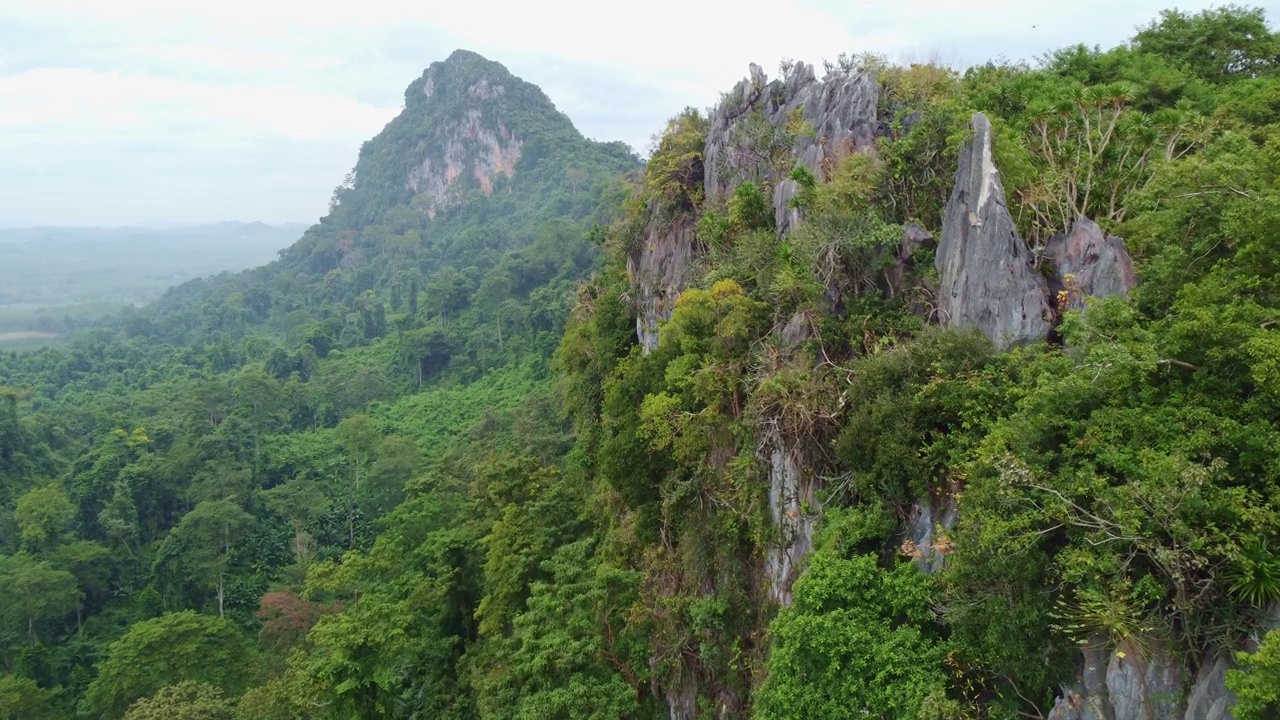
[0,0,1245,227]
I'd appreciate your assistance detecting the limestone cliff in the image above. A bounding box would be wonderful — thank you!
[627,214,699,353]
[402,54,526,218]
[627,64,1188,720]
[1046,639,1236,720]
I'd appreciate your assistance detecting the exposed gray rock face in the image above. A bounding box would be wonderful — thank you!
[405,106,522,219]
[773,179,803,235]
[1047,640,1238,720]
[1108,643,1183,720]
[626,214,699,353]
[883,221,937,303]
[1047,218,1138,311]
[763,312,820,606]
[937,113,1052,348]
[779,310,809,347]
[904,485,957,574]
[1185,655,1235,720]
[704,61,878,225]
[762,309,818,605]
[466,77,504,99]
[1047,634,1115,720]
[765,441,819,606]
[662,678,697,720]
[631,62,878,353]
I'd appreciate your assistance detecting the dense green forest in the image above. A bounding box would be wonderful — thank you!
[0,223,305,345]
[3,10,1280,719]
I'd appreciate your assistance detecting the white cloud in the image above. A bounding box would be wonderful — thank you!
[0,68,395,141]
[0,0,1249,225]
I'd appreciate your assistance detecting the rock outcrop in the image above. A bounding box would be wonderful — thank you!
[1046,640,1180,720]
[903,485,958,574]
[391,50,623,222]
[760,313,819,605]
[936,113,1052,349]
[627,214,699,353]
[704,61,879,234]
[883,221,938,310]
[631,61,880,354]
[1047,218,1138,312]
[1047,640,1237,720]
[1184,655,1236,720]
[406,107,522,218]
[765,440,819,606]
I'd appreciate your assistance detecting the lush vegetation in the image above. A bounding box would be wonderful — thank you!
[3,9,1280,719]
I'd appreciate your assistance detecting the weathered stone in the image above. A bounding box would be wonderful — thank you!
[883,221,935,300]
[779,310,810,347]
[632,61,878,353]
[1047,635,1113,720]
[758,312,819,607]
[936,113,1052,348]
[704,61,878,228]
[406,109,522,218]
[1185,654,1235,720]
[1107,643,1182,720]
[765,442,819,606]
[1049,634,1117,720]
[1048,638,1245,720]
[901,221,935,258]
[662,678,697,720]
[904,486,957,574]
[773,179,803,235]
[1047,218,1138,312]
[626,214,699,353]
[404,56,526,219]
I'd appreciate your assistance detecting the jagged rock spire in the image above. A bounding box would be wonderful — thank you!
[936,113,1052,348]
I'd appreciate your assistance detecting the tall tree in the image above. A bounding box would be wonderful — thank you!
[1135,5,1280,83]
[0,554,80,646]
[155,501,254,617]
[13,485,75,552]
[335,414,379,547]
[81,611,252,719]
[0,674,60,720]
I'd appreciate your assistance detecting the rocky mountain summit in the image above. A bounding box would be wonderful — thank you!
[403,53,526,218]
[276,49,636,277]
[629,61,883,352]
[624,61,1198,718]
[704,61,879,231]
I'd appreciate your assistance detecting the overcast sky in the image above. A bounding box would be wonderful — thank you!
[0,0,1245,227]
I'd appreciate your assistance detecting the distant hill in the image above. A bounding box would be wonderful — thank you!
[140,49,640,346]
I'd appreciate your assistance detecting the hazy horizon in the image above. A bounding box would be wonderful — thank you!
[0,220,311,232]
[2,0,1233,227]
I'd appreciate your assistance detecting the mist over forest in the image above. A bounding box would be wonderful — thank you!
[0,223,303,344]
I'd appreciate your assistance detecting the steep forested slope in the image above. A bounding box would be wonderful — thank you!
[4,8,1280,720]
[0,49,637,719]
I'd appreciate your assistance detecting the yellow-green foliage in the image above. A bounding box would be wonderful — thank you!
[645,108,710,217]
[1228,630,1280,720]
